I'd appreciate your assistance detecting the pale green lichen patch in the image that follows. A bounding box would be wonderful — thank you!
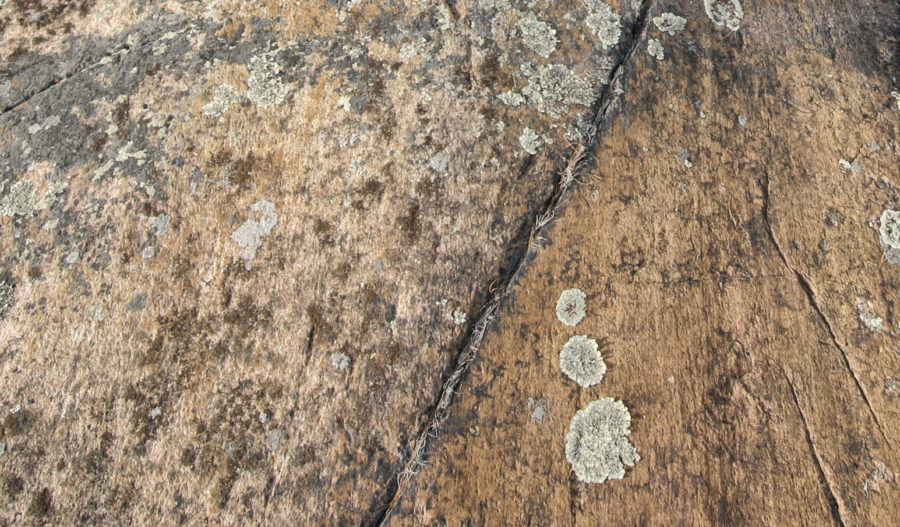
[519,127,542,155]
[516,14,559,58]
[202,84,242,116]
[652,13,687,35]
[585,0,621,50]
[839,158,863,174]
[148,214,171,237]
[266,429,285,449]
[0,180,35,217]
[331,352,351,370]
[231,200,278,260]
[0,278,13,319]
[247,53,289,109]
[565,398,640,483]
[556,288,586,326]
[647,38,664,61]
[521,64,594,118]
[527,396,549,424]
[879,209,900,264]
[429,150,451,172]
[856,298,884,333]
[704,0,744,31]
[560,335,606,387]
[498,91,526,107]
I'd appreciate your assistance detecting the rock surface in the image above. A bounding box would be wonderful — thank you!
[0,0,899,525]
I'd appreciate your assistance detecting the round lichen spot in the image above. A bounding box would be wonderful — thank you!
[565,398,640,484]
[555,288,586,326]
[560,335,606,387]
[331,352,351,370]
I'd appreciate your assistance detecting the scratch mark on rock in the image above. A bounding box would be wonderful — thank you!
[761,167,888,443]
[783,369,848,527]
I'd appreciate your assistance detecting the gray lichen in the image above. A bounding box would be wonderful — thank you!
[517,14,559,58]
[518,127,542,155]
[0,277,13,320]
[565,398,640,483]
[202,84,242,116]
[149,214,171,237]
[677,147,693,168]
[703,0,744,31]
[0,181,35,217]
[560,335,606,387]
[527,396,549,424]
[556,288,587,326]
[521,64,594,118]
[879,209,900,264]
[839,158,863,174]
[856,298,884,333]
[585,0,622,50]
[429,150,451,172]
[266,429,285,449]
[331,352,351,370]
[647,38,664,61]
[231,200,278,260]
[126,294,147,312]
[498,91,526,107]
[247,53,289,109]
[652,13,687,35]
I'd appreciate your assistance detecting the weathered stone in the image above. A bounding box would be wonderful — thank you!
[2,0,899,525]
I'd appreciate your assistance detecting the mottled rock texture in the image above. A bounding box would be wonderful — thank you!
[1,0,899,526]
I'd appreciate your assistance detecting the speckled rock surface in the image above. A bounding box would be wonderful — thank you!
[0,0,648,524]
[2,0,900,525]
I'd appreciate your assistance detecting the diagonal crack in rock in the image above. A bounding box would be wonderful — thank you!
[368,2,657,525]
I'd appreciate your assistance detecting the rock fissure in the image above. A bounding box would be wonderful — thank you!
[761,168,888,443]
[1,19,189,115]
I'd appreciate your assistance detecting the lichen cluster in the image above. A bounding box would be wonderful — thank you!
[703,0,744,32]
[553,288,639,483]
[521,64,595,118]
[585,0,622,50]
[516,14,559,58]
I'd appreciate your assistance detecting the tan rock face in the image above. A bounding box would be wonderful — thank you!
[385,1,900,526]
[1,0,899,526]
